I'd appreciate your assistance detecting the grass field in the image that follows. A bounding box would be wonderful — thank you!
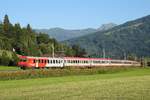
[0,66,20,71]
[0,67,150,100]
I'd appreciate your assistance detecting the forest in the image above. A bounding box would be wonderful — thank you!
[0,15,86,66]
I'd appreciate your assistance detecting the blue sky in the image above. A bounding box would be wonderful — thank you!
[0,0,150,29]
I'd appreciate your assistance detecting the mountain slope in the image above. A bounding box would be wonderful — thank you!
[97,23,117,31]
[36,28,97,41]
[35,23,116,41]
[65,15,150,58]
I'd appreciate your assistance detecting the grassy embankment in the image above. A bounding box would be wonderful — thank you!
[0,66,145,80]
[0,66,20,71]
[0,67,150,100]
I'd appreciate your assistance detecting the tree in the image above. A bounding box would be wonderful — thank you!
[3,14,11,33]
[0,51,10,66]
[9,52,19,66]
[0,15,78,59]
[37,33,50,44]
[72,45,87,57]
[27,24,32,32]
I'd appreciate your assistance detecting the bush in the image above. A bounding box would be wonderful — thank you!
[9,52,19,66]
[0,50,19,66]
[0,51,10,66]
[0,67,139,81]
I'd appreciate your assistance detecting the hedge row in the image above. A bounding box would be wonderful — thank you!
[0,67,139,81]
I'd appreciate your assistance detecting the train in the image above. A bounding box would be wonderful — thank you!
[18,55,141,69]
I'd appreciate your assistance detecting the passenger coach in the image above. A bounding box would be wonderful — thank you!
[18,55,141,69]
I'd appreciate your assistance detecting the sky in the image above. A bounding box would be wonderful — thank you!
[0,0,150,29]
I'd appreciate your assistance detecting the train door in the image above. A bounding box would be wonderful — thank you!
[35,58,38,68]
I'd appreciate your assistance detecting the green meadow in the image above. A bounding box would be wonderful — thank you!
[0,66,20,71]
[0,67,150,100]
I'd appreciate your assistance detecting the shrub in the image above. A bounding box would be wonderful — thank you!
[0,51,10,66]
[9,52,19,66]
[0,67,139,81]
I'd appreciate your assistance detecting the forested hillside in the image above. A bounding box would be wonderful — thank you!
[66,15,150,59]
[0,15,86,66]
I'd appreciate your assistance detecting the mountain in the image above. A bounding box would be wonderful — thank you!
[36,28,97,41]
[65,15,150,58]
[97,23,117,31]
[35,23,116,41]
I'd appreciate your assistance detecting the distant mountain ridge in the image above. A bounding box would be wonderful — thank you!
[65,15,150,58]
[35,23,116,41]
[97,23,117,31]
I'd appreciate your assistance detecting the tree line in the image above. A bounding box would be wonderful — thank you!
[0,15,86,66]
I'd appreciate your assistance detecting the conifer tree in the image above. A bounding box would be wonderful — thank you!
[27,24,32,32]
[3,14,11,32]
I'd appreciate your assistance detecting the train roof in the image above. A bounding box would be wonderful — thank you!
[18,55,112,60]
[64,57,112,60]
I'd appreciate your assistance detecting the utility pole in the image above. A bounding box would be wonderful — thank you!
[51,43,55,58]
[123,51,126,60]
[103,48,106,58]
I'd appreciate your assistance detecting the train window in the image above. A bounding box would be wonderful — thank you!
[73,60,75,63]
[93,61,96,63]
[41,60,44,63]
[105,61,108,63]
[98,61,101,63]
[79,61,81,63]
[45,60,47,63]
[53,60,55,64]
[20,58,27,62]
[33,59,36,63]
[56,60,58,63]
[124,62,132,64]
[48,60,50,63]
[50,60,52,63]
[102,61,105,63]
[75,60,77,63]
[111,61,121,64]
